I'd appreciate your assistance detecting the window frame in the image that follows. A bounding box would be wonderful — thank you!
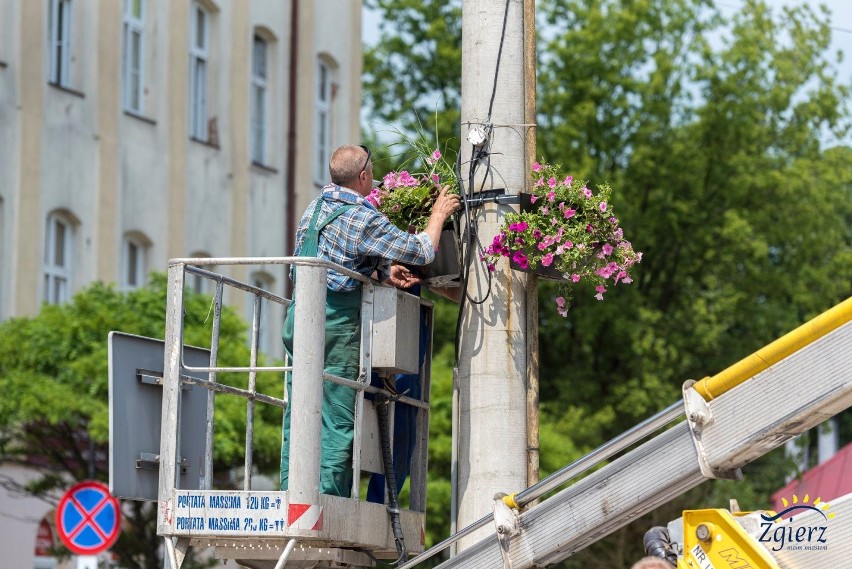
[188,1,209,141]
[122,0,146,114]
[250,34,268,165]
[122,234,148,291]
[43,213,74,305]
[48,0,73,87]
[313,58,332,185]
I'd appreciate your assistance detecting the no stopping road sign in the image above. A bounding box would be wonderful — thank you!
[55,481,121,555]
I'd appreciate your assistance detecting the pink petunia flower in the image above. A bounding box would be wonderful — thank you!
[594,285,607,301]
[563,175,573,186]
[512,251,529,269]
[532,161,541,172]
[564,240,573,249]
[432,149,442,161]
[547,190,556,202]
[541,206,550,215]
[563,208,576,219]
[571,273,581,283]
[541,253,554,267]
[583,187,592,199]
[599,201,608,212]
[398,171,418,186]
[383,172,398,189]
[602,243,614,256]
[555,296,566,308]
[548,177,557,189]
[530,194,538,203]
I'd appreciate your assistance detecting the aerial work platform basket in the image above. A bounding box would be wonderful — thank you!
[109,257,434,568]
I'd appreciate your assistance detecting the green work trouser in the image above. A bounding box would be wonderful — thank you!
[280,289,361,497]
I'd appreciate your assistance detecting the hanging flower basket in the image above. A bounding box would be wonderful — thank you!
[416,228,461,287]
[484,161,642,317]
[367,133,462,286]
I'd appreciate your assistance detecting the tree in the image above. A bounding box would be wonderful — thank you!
[0,275,281,568]
[363,0,462,163]
[366,0,851,566]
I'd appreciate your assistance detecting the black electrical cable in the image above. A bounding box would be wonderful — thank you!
[486,0,513,123]
[374,392,408,563]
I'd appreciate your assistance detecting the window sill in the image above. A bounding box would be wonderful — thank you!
[124,110,156,125]
[48,81,85,98]
[190,136,220,150]
[251,161,279,175]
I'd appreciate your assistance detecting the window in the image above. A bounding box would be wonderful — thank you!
[314,58,332,184]
[122,234,149,290]
[122,0,145,113]
[48,0,73,87]
[43,213,74,304]
[188,2,208,140]
[250,35,268,164]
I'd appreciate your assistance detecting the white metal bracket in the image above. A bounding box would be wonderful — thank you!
[493,494,521,569]
[682,380,742,480]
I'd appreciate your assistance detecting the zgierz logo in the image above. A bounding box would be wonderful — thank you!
[758,494,835,552]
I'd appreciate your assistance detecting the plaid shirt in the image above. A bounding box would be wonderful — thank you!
[291,185,435,291]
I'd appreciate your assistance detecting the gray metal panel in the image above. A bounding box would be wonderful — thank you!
[702,322,852,471]
[108,331,211,501]
[371,287,419,374]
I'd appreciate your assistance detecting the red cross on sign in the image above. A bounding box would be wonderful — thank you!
[55,481,121,555]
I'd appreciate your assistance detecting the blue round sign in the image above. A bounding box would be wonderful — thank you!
[55,481,121,555]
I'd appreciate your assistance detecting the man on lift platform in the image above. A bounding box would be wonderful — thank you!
[281,144,460,497]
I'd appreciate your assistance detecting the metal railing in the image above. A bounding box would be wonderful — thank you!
[157,256,434,538]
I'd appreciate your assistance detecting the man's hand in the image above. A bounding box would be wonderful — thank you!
[386,264,422,289]
[430,186,462,222]
[424,186,461,250]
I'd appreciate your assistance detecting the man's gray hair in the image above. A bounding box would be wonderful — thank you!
[329,145,368,186]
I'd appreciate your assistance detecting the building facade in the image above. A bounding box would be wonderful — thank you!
[0,0,363,566]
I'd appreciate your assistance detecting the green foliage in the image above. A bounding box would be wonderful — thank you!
[363,0,462,166]
[368,0,851,566]
[0,274,280,567]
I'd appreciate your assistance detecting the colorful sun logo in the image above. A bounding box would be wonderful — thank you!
[762,494,835,523]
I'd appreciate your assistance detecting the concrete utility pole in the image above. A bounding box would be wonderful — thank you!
[456,0,537,549]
